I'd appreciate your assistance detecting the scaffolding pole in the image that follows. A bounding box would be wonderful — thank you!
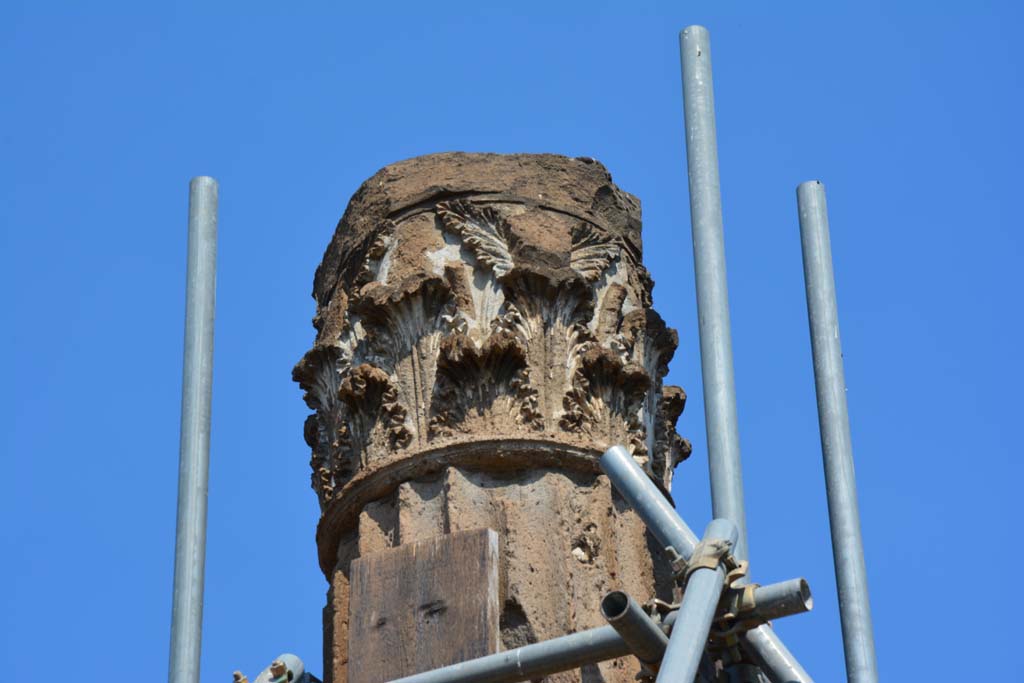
[796,180,878,683]
[600,446,812,683]
[657,519,738,683]
[679,25,749,562]
[168,176,218,683]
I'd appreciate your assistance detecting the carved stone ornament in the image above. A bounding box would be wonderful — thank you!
[294,153,691,683]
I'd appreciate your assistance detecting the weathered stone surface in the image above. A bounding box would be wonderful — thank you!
[294,153,690,683]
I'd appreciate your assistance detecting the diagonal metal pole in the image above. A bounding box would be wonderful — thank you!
[600,446,812,683]
[600,591,670,666]
[797,181,878,683]
[679,24,749,564]
[168,176,218,683]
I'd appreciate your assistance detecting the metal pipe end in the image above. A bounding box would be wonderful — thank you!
[253,654,304,683]
[751,578,814,621]
[190,175,219,190]
[679,25,711,58]
[600,591,630,621]
[796,578,813,611]
[797,179,825,193]
[600,590,669,665]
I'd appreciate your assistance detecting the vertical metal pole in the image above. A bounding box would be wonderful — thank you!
[168,176,218,683]
[656,519,738,683]
[796,181,878,683]
[678,28,812,683]
[679,25,749,563]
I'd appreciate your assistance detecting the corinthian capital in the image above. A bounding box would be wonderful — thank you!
[294,153,690,524]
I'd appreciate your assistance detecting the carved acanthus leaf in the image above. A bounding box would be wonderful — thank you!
[652,385,692,490]
[356,220,396,286]
[492,302,530,343]
[437,200,516,277]
[339,364,412,455]
[570,222,619,282]
[292,346,352,506]
[559,343,650,453]
[429,330,542,436]
[293,345,344,411]
[352,277,454,373]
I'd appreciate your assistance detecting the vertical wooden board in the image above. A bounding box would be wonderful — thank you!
[347,528,500,683]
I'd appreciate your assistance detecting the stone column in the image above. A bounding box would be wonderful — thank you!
[294,153,691,683]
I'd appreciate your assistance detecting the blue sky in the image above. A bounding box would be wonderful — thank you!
[3,2,1021,681]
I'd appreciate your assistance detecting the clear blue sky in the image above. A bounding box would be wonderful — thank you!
[3,2,1020,681]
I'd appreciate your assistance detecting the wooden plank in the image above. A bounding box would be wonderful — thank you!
[347,528,500,683]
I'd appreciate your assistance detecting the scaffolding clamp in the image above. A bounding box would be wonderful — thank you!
[719,583,760,622]
[666,537,747,591]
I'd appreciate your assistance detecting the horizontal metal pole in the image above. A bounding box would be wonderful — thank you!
[385,624,630,683]
[387,448,816,683]
[797,180,878,683]
[657,519,738,683]
[385,572,806,683]
[386,610,685,683]
[601,591,669,664]
[750,578,813,622]
[383,572,814,683]
[719,577,813,628]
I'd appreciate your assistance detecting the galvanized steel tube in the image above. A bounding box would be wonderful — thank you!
[599,445,699,556]
[599,446,812,683]
[599,446,812,631]
[253,654,306,683]
[750,578,813,622]
[797,180,878,683]
[679,25,749,562]
[678,26,813,682]
[740,626,812,683]
[168,176,218,683]
[383,575,805,683]
[720,578,813,625]
[385,624,630,683]
[600,591,669,664]
[657,519,738,683]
